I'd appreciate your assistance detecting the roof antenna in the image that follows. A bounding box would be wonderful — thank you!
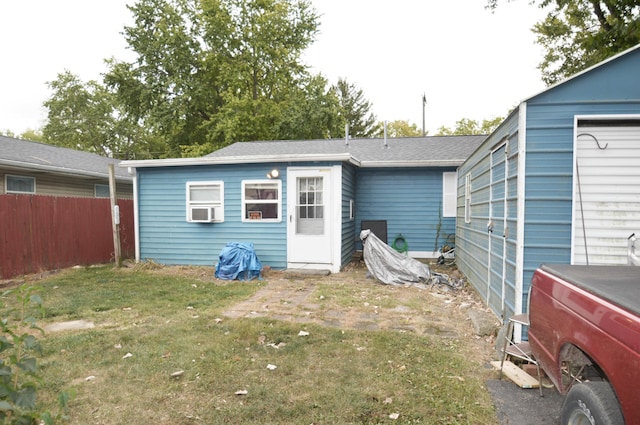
[383,120,388,149]
[345,123,349,146]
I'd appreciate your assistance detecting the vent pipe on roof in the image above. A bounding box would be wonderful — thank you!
[345,124,349,145]
[383,121,388,149]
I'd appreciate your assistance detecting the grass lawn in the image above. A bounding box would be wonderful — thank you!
[1,264,498,424]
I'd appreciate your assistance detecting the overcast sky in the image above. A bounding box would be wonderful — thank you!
[0,0,549,137]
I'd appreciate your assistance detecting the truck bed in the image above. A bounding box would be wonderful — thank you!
[540,264,640,316]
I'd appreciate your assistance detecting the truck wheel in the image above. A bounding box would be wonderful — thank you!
[561,382,624,425]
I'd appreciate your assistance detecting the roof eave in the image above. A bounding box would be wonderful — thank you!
[121,153,360,168]
[0,159,133,182]
[360,160,465,168]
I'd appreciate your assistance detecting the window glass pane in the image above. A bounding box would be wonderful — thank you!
[246,203,278,219]
[190,186,220,202]
[95,184,110,198]
[245,183,278,200]
[7,176,35,193]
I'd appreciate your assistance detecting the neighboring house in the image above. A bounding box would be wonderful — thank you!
[121,136,485,273]
[456,44,640,328]
[0,135,133,198]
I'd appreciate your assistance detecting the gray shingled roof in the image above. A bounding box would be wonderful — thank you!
[205,135,486,167]
[120,135,486,169]
[0,135,132,181]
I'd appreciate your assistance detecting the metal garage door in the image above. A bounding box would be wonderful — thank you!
[572,119,640,265]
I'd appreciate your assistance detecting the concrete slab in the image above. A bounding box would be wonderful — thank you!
[44,319,95,333]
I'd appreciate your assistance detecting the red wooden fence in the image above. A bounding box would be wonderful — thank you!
[0,194,135,279]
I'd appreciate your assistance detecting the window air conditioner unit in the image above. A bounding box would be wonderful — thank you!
[189,206,217,223]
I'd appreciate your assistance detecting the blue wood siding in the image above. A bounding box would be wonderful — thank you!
[137,163,289,268]
[355,167,456,254]
[341,163,357,266]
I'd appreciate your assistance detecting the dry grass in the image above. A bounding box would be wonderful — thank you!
[2,262,499,424]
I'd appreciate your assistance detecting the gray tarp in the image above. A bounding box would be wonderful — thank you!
[360,229,431,286]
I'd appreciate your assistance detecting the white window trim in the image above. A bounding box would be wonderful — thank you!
[186,181,224,223]
[241,179,282,223]
[5,174,36,194]
[442,172,457,218]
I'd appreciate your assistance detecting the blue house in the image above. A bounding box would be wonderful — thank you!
[121,136,484,273]
[456,44,640,327]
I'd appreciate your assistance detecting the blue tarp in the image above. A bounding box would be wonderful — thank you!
[215,242,263,281]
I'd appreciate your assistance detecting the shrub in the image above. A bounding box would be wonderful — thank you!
[0,286,70,424]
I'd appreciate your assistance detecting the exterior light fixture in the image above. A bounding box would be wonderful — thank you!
[267,169,279,179]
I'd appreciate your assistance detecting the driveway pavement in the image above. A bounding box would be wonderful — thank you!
[487,379,563,425]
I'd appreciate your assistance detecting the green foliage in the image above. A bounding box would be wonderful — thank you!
[0,130,42,142]
[487,0,640,85]
[42,71,160,160]
[0,286,70,424]
[42,0,388,158]
[372,120,423,138]
[435,116,503,136]
[105,0,331,156]
[333,78,377,138]
[534,0,640,85]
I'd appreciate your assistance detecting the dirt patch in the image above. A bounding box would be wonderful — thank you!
[138,260,499,365]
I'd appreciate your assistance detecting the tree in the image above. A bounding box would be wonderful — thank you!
[0,129,16,137]
[332,78,377,138]
[487,0,640,85]
[19,129,44,142]
[372,120,423,138]
[435,116,503,136]
[105,0,327,156]
[42,71,158,159]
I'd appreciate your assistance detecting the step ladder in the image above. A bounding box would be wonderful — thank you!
[498,312,543,396]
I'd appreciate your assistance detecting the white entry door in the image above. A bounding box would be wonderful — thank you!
[287,167,334,269]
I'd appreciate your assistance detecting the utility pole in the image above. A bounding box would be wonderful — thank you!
[108,163,122,268]
[422,93,427,136]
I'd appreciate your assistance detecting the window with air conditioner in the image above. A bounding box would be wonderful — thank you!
[242,180,281,222]
[186,181,224,223]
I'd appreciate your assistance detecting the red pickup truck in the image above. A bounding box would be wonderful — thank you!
[528,264,640,424]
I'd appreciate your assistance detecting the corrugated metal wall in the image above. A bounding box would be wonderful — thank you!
[456,113,521,319]
[0,194,135,279]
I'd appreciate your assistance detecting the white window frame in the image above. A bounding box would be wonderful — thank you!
[464,173,472,223]
[241,179,282,222]
[442,172,457,218]
[95,184,110,198]
[186,181,224,223]
[5,174,36,194]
